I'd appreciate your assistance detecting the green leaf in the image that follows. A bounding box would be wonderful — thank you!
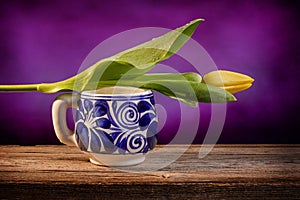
[85,72,236,106]
[129,73,236,105]
[129,73,236,106]
[37,19,204,93]
[112,19,204,69]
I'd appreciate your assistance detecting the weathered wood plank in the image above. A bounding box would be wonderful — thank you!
[0,145,299,199]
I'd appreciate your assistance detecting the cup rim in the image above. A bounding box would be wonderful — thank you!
[81,86,152,97]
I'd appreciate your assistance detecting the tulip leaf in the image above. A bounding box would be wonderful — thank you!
[130,73,236,105]
[82,72,236,106]
[36,19,204,94]
[114,18,203,68]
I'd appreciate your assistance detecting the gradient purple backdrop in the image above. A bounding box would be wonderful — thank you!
[0,0,299,145]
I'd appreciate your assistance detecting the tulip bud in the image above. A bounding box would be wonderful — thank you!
[203,70,254,94]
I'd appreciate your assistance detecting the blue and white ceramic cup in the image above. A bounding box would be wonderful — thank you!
[52,86,158,166]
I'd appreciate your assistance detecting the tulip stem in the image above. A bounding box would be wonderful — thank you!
[0,84,39,92]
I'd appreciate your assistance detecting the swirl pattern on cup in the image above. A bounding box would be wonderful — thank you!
[75,93,158,154]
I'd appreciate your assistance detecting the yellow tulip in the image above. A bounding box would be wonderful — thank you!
[203,70,254,94]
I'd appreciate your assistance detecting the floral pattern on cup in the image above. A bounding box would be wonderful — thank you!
[75,94,158,154]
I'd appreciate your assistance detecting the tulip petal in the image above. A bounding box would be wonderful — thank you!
[222,83,253,94]
[203,70,254,87]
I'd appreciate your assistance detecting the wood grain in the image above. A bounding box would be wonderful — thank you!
[0,144,299,199]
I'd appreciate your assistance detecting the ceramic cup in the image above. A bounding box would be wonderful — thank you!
[52,86,158,166]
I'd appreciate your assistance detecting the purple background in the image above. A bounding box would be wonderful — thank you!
[0,0,299,145]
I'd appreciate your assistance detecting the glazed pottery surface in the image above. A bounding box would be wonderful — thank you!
[52,87,158,166]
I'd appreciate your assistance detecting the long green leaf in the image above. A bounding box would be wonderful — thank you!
[85,72,236,106]
[37,19,204,93]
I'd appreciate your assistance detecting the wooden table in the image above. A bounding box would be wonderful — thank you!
[0,144,299,199]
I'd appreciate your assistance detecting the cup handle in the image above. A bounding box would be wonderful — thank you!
[52,93,79,146]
